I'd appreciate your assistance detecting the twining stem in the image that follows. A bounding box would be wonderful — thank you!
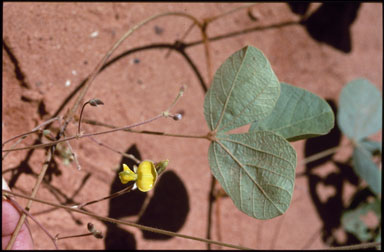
[55,233,94,240]
[77,101,90,136]
[165,21,196,58]
[88,136,140,164]
[59,11,200,137]
[80,117,210,140]
[5,148,53,250]
[205,3,257,23]
[2,114,163,152]
[201,25,213,84]
[5,12,202,248]
[185,20,300,48]
[2,106,213,153]
[2,116,60,147]
[2,116,61,161]
[74,184,134,209]
[3,190,254,250]
[5,189,381,250]
[206,176,216,250]
[78,99,104,136]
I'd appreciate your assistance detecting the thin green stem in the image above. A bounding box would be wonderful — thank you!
[300,146,342,165]
[3,190,254,250]
[296,143,352,178]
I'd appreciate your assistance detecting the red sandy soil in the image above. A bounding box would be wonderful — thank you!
[2,3,382,249]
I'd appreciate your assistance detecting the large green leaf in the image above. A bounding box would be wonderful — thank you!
[204,46,280,133]
[208,131,297,219]
[360,139,382,155]
[337,79,382,141]
[249,82,334,141]
[353,144,381,195]
[341,199,381,242]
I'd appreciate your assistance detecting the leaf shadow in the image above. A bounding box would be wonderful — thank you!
[137,170,190,240]
[104,144,144,250]
[304,99,363,247]
[288,3,361,53]
[6,139,62,188]
[104,144,190,249]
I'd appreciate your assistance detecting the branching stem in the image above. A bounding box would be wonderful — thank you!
[3,190,254,250]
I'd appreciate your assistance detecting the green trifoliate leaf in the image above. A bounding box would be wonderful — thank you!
[337,78,382,141]
[204,45,280,133]
[250,82,334,141]
[208,131,296,219]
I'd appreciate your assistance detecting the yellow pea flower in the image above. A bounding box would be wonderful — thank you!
[119,164,137,184]
[136,161,157,192]
[119,160,158,192]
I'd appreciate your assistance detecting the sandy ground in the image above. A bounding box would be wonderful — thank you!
[2,3,382,249]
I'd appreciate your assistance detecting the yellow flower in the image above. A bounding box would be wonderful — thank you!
[119,160,158,192]
[136,161,157,192]
[119,164,137,184]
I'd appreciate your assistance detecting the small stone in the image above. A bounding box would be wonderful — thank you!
[172,114,182,121]
[90,31,99,38]
[154,25,164,35]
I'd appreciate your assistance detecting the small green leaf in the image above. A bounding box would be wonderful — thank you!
[208,131,297,219]
[204,45,280,133]
[337,78,382,141]
[341,199,381,242]
[249,82,334,141]
[353,144,381,195]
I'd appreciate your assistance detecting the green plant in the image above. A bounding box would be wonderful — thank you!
[2,3,381,250]
[338,78,382,243]
[204,45,333,219]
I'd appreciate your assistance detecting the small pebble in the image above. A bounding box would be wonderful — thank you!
[90,31,99,38]
[154,25,164,35]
